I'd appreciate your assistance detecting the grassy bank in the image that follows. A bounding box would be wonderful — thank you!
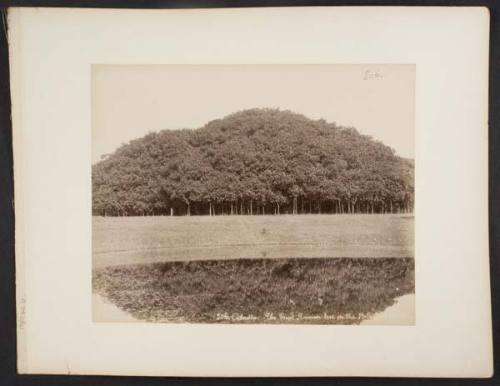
[93,257,414,324]
[93,214,414,268]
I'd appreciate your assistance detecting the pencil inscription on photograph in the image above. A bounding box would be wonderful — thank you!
[91,64,415,324]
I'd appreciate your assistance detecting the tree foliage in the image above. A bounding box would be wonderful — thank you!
[92,108,414,216]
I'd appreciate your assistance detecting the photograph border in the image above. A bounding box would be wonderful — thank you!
[90,63,416,326]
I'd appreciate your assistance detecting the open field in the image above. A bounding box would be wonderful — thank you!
[92,214,415,324]
[93,214,414,268]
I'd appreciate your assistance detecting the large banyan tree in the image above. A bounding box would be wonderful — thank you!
[92,109,414,216]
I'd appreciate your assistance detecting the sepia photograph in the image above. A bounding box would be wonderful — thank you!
[91,64,415,325]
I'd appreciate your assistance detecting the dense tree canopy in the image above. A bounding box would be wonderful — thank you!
[92,109,414,216]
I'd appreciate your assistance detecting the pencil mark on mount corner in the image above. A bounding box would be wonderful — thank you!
[18,297,26,330]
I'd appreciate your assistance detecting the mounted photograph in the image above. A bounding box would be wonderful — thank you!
[91,64,415,325]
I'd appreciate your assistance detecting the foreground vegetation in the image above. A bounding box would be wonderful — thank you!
[93,257,414,324]
[92,215,415,324]
[93,109,414,217]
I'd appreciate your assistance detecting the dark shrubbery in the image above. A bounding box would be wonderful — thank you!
[93,257,414,324]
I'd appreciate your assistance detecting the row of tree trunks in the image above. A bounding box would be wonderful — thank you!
[95,199,413,216]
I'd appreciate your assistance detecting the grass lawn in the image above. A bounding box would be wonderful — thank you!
[93,214,414,268]
[92,214,415,324]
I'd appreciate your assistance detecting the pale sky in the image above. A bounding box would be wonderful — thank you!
[92,64,415,163]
